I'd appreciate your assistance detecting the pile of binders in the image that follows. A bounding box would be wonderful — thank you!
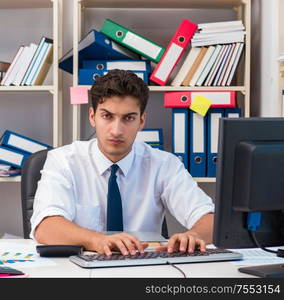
[135,129,163,150]
[165,91,242,178]
[59,18,198,86]
[59,24,154,85]
[0,130,52,176]
[59,18,244,87]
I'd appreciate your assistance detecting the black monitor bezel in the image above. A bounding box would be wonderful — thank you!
[213,117,284,249]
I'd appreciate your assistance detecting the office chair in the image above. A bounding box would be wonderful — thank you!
[21,149,50,238]
[21,149,169,239]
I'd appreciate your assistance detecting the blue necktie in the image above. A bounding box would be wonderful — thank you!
[107,164,123,231]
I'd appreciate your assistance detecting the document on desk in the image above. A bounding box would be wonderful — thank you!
[0,242,56,268]
[229,247,284,265]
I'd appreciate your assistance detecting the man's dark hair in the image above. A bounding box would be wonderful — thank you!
[90,69,149,114]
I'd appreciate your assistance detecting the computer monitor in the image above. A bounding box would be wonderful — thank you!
[213,117,284,277]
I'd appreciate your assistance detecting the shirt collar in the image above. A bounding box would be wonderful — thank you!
[93,139,135,177]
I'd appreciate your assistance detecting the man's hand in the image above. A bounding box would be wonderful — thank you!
[155,231,206,253]
[91,232,149,256]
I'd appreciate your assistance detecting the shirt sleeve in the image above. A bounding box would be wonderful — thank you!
[160,155,215,230]
[29,150,76,240]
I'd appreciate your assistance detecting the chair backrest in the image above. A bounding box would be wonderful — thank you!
[20,148,169,239]
[21,149,49,238]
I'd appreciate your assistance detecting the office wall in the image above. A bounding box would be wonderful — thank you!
[0,1,262,237]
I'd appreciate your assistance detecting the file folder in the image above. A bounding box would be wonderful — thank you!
[135,129,163,145]
[59,29,139,74]
[78,69,148,85]
[164,91,236,108]
[100,19,165,63]
[0,145,29,168]
[1,130,52,154]
[82,60,151,73]
[150,19,197,85]
[172,108,188,169]
[207,108,224,177]
[189,111,207,177]
[224,107,242,118]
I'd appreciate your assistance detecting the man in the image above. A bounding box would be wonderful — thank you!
[31,69,214,256]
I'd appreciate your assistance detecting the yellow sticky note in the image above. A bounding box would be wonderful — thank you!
[190,94,212,116]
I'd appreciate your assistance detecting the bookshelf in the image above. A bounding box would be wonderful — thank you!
[70,0,251,183]
[0,0,63,183]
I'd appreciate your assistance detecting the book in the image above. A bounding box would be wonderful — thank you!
[196,44,222,86]
[205,45,229,86]
[30,43,53,85]
[221,43,242,86]
[24,39,53,86]
[226,42,244,85]
[59,29,140,74]
[182,47,208,86]
[170,47,201,86]
[12,43,38,86]
[1,46,24,86]
[191,33,244,47]
[197,20,244,30]
[21,37,53,86]
[212,44,234,86]
[189,45,216,86]
[216,43,237,86]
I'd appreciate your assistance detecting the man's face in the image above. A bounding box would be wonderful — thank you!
[89,96,146,162]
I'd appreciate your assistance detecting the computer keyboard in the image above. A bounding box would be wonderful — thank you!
[69,248,243,268]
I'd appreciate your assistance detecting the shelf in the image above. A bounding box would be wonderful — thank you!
[77,85,246,92]
[194,177,216,183]
[81,0,245,9]
[0,177,21,183]
[149,86,246,92]
[0,86,54,92]
[0,0,52,9]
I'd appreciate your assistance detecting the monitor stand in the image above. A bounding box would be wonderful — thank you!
[239,263,284,278]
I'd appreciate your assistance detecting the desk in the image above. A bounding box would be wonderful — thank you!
[0,239,255,278]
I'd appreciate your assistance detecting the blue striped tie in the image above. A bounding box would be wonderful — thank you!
[107,164,123,231]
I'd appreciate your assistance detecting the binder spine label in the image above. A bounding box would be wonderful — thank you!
[123,32,162,59]
[174,113,185,153]
[107,61,147,71]
[211,113,222,153]
[8,135,47,153]
[154,43,183,81]
[193,113,205,153]
[0,148,23,166]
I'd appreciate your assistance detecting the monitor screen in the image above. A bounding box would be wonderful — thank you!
[213,117,284,249]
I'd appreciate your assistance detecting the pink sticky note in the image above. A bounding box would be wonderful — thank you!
[70,86,89,105]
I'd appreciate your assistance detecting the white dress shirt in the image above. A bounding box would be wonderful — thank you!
[30,139,214,239]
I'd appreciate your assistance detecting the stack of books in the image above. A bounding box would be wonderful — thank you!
[171,21,245,87]
[135,129,163,150]
[0,130,52,176]
[0,37,53,86]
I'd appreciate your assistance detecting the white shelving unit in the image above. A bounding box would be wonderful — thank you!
[71,0,251,183]
[0,0,63,183]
